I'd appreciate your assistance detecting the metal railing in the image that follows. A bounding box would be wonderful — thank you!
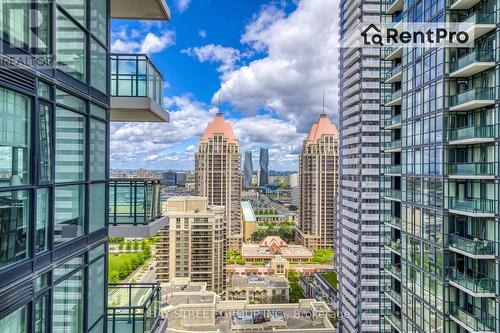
[108,283,162,333]
[447,162,495,176]
[450,50,494,73]
[448,234,495,256]
[109,179,163,226]
[449,303,495,332]
[446,267,495,294]
[448,197,496,214]
[450,87,495,107]
[448,124,496,142]
[110,54,164,105]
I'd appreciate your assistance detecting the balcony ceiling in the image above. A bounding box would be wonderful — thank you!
[111,0,171,20]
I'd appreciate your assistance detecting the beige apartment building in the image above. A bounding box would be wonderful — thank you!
[156,196,226,294]
[195,112,242,250]
[226,275,290,303]
[296,114,339,250]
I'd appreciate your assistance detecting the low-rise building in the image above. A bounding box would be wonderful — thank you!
[227,275,289,303]
[156,196,226,294]
[242,236,313,263]
[300,271,338,310]
[162,279,334,333]
[241,201,257,242]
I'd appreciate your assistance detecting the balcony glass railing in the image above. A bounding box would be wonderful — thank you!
[384,263,402,278]
[385,214,402,228]
[450,87,495,107]
[450,50,495,73]
[385,140,402,150]
[459,12,496,27]
[448,197,496,214]
[448,162,495,176]
[448,124,496,142]
[385,238,402,253]
[109,179,163,225]
[447,267,495,294]
[387,64,402,79]
[385,165,402,174]
[108,283,162,333]
[385,115,402,127]
[111,54,164,105]
[387,287,402,303]
[449,303,495,332]
[448,234,495,256]
[386,312,402,329]
[384,189,402,200]
[388,89,402,102]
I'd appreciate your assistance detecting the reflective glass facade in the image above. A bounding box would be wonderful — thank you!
[0,0,109,332]
[380,0,499,332]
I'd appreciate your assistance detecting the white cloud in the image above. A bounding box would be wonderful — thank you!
[111,27,175,55]
[182,44,241,78]
[198,30,207,38]
[213,0,339,131]
[110,95,216,170]
[140,31,175,54]
[176,0,191,13]
[185,145,197,153]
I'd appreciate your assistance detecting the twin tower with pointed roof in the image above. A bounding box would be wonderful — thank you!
[195,112,339,252]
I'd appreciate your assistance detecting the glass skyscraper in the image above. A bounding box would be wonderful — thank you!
[0,0,170,332]
[380,0,499,332]
[243,151,253,188]
[259,148,269,187]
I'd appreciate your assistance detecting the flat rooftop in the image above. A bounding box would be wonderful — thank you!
[242,243,313,258]
[230,275,289,289]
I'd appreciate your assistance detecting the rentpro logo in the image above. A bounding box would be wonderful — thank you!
[361,23,470,47]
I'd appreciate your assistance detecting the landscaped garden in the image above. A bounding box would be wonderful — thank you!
[108,246,152,283]
[322,271,338,290]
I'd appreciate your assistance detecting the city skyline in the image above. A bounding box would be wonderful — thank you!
[109,0,338,171]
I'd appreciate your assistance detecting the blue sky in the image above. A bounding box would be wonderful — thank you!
[110,0,338,171]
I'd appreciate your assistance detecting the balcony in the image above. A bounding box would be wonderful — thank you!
[386,64,403,84]
[386,90,402,107]
[385,214,402,230]
[447,162,495,179]
[448,0,482,10]
[111,54,170,122]
[449,234,495,259]
[385,139,402,152]
[386,0,403,14]
[384,189,402,202]
[388,13,403,31]
[449,303,495,333]
[384,263,402,279]
[385,239,402,254]
[458,12,496,40]
[449,88,495,111]
[111,0,170,20]
[448,197,496,218]
[385,114,402,130]
[108,283,165,333]
[109,179,168,238]
[450,50,495,77]
[447,267,495,297]
[385,46,403,61]
[385,165,402,175]
[386,311,402,331]
[386,287,402,305]
[448,125,496,145]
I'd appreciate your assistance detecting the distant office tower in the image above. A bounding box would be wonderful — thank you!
[289,173,299,188]
[162,171,177,186]
[296,114,339,251]
[243,151,253,188]
[157,197,226,294]
[196,113,242,250]
[337,0,384,330]
[259,148,269,186]
[162,171,188,186]
[379,0,500,332]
